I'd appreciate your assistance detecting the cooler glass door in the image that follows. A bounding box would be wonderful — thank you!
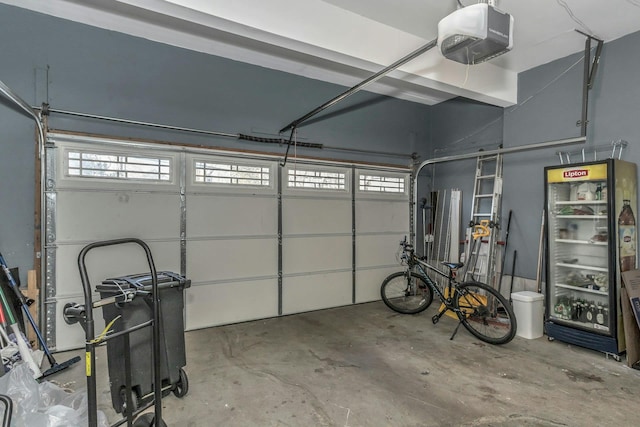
[546,163,612,335]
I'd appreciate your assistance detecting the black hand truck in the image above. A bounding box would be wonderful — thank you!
[66,238,188,427]
[0,395,13,427]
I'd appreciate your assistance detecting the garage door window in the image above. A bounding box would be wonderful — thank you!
[67,150,171,181]
[359,174,406,194]
[194,160,271,187]
[288,168,346,190]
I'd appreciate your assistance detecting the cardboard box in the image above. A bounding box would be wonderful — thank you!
[621,270,640,330]
[621,287,640,369]
[620,270,640,369]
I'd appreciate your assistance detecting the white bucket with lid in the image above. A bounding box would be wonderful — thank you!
[511,291,545,339]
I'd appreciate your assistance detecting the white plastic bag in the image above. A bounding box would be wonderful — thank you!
[0,362,108,427]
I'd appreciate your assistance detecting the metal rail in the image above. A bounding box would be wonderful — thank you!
[45,107,237,138]
[39,106,411,158]
[576,30,604,137]
[416,136,586,171]
[279,39,438,133]
[0,78,47,351]
[412,136,586,243]
[0,79,38,121]
[0,78,45,151]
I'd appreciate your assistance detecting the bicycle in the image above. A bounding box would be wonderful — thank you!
[380,237,517,345]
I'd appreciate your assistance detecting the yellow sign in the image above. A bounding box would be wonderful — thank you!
[86,352,91,376]
[547,164,608,183]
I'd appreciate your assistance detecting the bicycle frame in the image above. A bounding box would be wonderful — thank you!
[413,260,452,302]
[399,243,464,320]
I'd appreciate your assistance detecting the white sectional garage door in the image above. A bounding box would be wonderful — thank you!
[354,169,411,303]
[183,154,279,329]
[44,134,182,351]
[44,132,409,351]
[282,164,353,314]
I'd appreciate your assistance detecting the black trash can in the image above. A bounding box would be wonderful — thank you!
[96,271,190,413]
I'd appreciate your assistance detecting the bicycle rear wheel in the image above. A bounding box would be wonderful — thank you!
[455,282,517,345]
[380,271,433,314]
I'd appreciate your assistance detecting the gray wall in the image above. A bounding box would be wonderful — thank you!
[501,51,584,281]
[416,97,504,261]
[504,31,640,280]
[432,30,640,280]
[0,4,432,284]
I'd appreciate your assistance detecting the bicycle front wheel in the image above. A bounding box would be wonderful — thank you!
[380,271,433,314]
[455,282,517,345]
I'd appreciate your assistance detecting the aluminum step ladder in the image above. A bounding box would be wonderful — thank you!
[463,153,503,287]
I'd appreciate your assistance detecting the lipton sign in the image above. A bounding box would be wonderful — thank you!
[547,164,608,183]
[563,169,588,179]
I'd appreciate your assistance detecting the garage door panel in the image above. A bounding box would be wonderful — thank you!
[187,195,277,237]
[282,199,351,235]
[185,279,278,330]
[283,236,351,274]
[355,200,409,233]
[186,239,277,283]
[355,267,404,303]
[282,272,351,314]
[56,191,181,241]
[54,241,181,297]
[356,234,406,268]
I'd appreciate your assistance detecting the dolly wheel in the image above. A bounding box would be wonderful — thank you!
[173,368,189,398]
[133,413,167,427]
[120,387,139,415]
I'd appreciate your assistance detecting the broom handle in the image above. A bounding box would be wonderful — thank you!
[0,274,41,377]
[0,253,56,364]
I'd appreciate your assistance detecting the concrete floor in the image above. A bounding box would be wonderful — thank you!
[54,301,640,426]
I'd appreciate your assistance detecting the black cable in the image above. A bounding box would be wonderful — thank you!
[280,127,296,167]
[556,0,594,35]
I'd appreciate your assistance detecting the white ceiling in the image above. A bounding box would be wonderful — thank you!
[3,0,640,108]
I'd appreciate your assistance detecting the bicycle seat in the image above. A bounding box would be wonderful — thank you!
[441,261,464,270]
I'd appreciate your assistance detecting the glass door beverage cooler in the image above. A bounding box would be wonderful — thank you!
[545,159,637,358]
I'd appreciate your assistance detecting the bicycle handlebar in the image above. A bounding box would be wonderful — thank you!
[399,237,414,252]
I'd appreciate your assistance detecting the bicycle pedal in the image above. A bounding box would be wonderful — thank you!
[431,315,439,324]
